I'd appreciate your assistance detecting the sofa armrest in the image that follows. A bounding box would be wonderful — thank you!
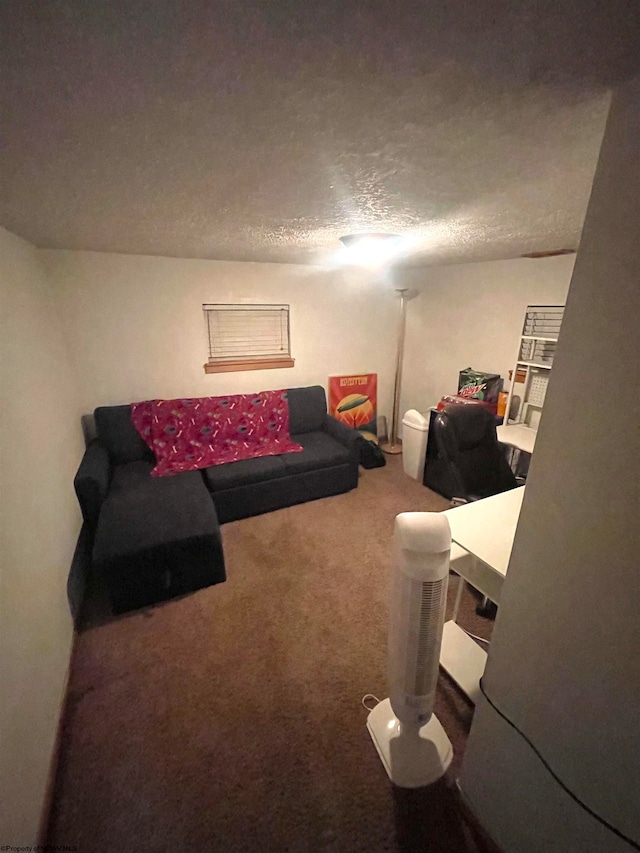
[323,415,360,465]
[74,439,111,529]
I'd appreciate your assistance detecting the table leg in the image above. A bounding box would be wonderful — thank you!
[440,622,487,704]
[451,574,465,623]
[442,559,490,703]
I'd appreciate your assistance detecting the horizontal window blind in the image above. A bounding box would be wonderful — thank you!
[203,304,291,361]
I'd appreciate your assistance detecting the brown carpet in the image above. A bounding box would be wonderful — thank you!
[48,457,497,853]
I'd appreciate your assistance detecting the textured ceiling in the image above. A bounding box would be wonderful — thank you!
[1,1,639,266]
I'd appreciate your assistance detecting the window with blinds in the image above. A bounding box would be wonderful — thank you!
[203,304,294,373]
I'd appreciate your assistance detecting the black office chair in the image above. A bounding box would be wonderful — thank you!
[423,404,517,617]
[424,404,516,502]
[423,405,518,618]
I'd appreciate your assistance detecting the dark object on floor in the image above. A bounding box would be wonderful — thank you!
[423,405,516,502]
[74,386,360,612]
[357,436,387,469]
[476,599,498,619]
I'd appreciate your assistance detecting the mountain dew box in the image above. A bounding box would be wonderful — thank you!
[457,368,503,414]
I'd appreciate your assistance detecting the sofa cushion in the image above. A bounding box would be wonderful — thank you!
[203,454,289,492]
[95,405,154,465]
[108,460,159,496]
[286,386,327,435]
[283,431,351,474]
[94,463,214,562]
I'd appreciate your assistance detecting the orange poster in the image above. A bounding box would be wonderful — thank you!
[328,374,377,443]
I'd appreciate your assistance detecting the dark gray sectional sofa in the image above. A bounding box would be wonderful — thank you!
[74,386,360,614]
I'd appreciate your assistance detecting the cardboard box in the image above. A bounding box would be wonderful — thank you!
[457,368,503,413]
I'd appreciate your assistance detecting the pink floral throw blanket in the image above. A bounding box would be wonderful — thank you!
[131,390,303,476]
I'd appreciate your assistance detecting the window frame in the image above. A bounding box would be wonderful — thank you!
[202,303,295,374]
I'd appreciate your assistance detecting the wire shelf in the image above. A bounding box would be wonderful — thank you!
[519,338,557,365]
[522,306,564,341]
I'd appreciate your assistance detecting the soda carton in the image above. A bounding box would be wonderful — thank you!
[457,368,503,414]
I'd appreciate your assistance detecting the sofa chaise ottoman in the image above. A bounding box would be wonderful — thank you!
[74,385,359,613]
[75,408,226,614]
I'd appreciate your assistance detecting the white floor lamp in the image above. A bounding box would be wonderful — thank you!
[338,234,406,454]
[380,288,408,455]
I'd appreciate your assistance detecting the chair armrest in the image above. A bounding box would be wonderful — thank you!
[323,415,360,464]
[74,439,111,529]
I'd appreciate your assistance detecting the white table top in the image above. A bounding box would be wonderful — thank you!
[443,486,525,577]
[497,423,537,454]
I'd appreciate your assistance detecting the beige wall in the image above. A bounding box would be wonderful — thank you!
[42,250,399,421]
[399,255,574,418]
[460,81,640,850]
[0,228,85,843]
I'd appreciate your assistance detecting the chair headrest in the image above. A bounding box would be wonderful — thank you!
[439,404,496,450]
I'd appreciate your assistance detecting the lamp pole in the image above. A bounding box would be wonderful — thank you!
[381,288,408,454]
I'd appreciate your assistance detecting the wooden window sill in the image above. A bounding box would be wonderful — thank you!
[204,357,295,374]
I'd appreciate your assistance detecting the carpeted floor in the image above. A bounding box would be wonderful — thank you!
[48,457,497,852]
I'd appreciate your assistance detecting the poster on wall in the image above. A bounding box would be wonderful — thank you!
[328,373,378,443]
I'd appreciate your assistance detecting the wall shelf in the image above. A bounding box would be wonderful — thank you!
[516,360,553,369]
[507,305,564,431]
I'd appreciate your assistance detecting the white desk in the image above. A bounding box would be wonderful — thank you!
[439,487,525,703]
[497,423,537,455]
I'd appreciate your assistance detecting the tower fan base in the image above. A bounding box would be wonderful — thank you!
[367,698,453,788]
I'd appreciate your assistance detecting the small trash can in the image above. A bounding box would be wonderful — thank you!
[401,409,430,480]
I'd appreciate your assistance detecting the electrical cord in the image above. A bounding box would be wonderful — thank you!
[361,694,381,711]
[478,678,640,851]
[462,628,490,646]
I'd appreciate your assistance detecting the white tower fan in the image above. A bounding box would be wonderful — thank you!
[367,512,453,787]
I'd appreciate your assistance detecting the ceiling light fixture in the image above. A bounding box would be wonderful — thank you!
[338,233,402,269]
